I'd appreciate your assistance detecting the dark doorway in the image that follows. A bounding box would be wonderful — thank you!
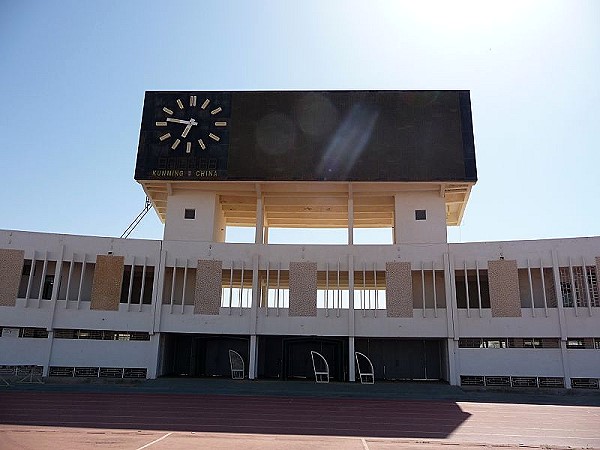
[258,336,347,381]
[355,338,444,381]
[161,333,249,378]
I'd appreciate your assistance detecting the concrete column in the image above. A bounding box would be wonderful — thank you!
[47,244,65,330]
[248,254,260,380]
[349,336,355,382]
[347,187,354,245]
[250,254,260,334]
[152,249,167,334]
[393,194,401,244]
[551,249,571,388]
[348,254,355,382]
[148,333,161,379]
[45,244,65,378]
[444,252,460,386]
[255,194,264,245]
[446,338,460,386]
[42,331,54,377]
[249,334,258,380]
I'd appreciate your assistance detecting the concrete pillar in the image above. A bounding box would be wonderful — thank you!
[348,254,355,382]
[255,193,264,245]
[552,249,571,388]
[446,338,460,386]
[249,334,258,380]
[349,336,355,382]
[347,188,354,245]
[444,252,460,386]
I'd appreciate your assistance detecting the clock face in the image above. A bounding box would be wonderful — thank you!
[155,94,229,154]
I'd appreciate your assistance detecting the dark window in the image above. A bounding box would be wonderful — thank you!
[415,209,426,221]
[458,338,482,348]
[567,338,594,349]
[184,208,196,219]
[455,270,490,308]
[20,328,49,338]
[42,275,54,300]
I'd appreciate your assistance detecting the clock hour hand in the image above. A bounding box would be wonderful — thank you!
[181,118,198,138]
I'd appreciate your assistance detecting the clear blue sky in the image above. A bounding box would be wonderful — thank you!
[1,0,598,244]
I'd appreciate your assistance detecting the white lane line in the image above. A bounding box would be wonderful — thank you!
[135,432,173,450]
[361,437,370,450]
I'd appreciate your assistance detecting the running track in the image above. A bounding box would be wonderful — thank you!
[1,391,599,449]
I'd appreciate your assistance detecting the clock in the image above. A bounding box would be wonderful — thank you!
[154,94,229,154]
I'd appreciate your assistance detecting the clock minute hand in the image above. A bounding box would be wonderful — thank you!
[166,117,192,124]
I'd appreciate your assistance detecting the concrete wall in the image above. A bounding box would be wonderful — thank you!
[1,228,599,384]
[394,190,447,244]
[163,191,219,241]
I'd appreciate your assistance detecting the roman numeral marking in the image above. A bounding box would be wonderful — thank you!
[176,99,184,109]
[210,107,222,115]
[201,99,210,109]
[159,133,171,141]
[209,133,220,142]
[190,95,197,107]
[156,122,167,126]
[162,107,173,115]
[198,139,206,150]
[215,121,227,126]
[171,138,181,149]
[186,142,192,153]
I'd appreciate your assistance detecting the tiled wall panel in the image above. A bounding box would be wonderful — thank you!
[289,262,317,317]
[488,259,521,317]
[194,260,222,315]
[386,262,413,317]
[90,255,124,311]
[0,249,24,307]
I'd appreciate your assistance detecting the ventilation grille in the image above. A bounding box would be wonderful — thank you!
[48,366,147,379]
[538,377,565,388]
[99,367,124,378]
[461,375,566,389]
[49,366,75,377]
[511,376,538,387]
[571,378,600,389]
[124,368,147,379]
[75,367,100,377]
[460,376,484,386]
[1,365,44,376]
[484,376,511,387]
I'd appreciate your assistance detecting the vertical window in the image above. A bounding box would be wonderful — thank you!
[42,275,54,300]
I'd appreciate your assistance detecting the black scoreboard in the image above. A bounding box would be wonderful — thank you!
[134,90,476,182]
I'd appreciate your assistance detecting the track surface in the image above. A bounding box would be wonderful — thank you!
[1,391,599,449]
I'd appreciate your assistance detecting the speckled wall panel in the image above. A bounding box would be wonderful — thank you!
[194,260,223,315]
[289,262,317,317]
[488,259,522,317]
[90,255,124,311]
[386,262,413,317]
[0,249,24,307]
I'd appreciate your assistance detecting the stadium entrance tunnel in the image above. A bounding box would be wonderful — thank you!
[355,338,447,381]
[258,336,348,381]
[159,333,250,378]
[158,334,446,381]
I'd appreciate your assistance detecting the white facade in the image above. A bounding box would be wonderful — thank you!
[1,217,599,387]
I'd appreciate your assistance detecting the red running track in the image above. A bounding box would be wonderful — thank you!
[0,391,599,448]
